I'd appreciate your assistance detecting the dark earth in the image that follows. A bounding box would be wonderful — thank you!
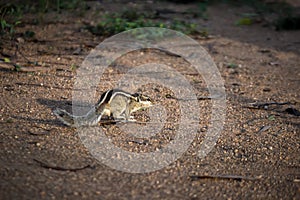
[0,1,299,199]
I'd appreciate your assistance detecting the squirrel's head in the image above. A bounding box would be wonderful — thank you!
[131,93,153,110]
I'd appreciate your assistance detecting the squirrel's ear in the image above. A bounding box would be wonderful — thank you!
[132,93,139,101]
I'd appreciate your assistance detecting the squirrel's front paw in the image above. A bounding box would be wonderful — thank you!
[128,116,137,122]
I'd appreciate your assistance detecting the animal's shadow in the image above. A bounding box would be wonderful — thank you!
[13,98,89,127]
[10,98,74,127]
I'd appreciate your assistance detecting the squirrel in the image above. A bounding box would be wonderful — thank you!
[53,89,153,127]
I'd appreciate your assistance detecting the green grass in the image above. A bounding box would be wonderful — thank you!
[25,0,87,13]
[220,0,299,30]
[0,0,87,37]
[86,9,200,36]
[0,3,22,37]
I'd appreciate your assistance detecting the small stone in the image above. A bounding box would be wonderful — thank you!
[228,68,238,74]
[16,37,25,43]
[263,88,271,92]
[200,126,207,132]
[73,47,82,55]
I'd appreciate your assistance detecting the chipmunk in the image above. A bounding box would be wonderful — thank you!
[53,89,153,127]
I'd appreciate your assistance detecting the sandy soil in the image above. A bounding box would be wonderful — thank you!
[0,1,299,199]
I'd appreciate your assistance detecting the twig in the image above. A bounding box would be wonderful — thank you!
[27,130,50,136]
[15,43,36,64]
[0,41,41,72]
[244,102,291,109]
[33,158,92,172]
[155,48,182,58]
[166,95,222,101]
[190,174,261,181]
[257,125,271,134]
[285,107,300,116]
[102,120,201,125]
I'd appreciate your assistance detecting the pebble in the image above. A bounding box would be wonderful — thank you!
[16,37,25,43]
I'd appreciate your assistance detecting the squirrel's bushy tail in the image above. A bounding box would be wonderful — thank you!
[53,108,101,127]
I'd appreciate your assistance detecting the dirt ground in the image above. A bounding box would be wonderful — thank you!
[0,1,299,199]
